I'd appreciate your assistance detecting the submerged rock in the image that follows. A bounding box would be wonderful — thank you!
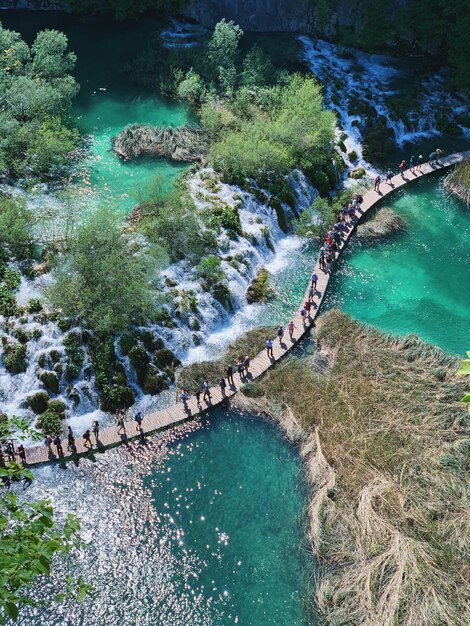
[112,124,207,162]
[356,208,406,239]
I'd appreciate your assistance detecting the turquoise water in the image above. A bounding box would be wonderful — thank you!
[18,411,310,626]
[324,174,470,354]
[1,11,190,211]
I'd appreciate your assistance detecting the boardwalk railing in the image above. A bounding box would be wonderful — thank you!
[23,151,470,465]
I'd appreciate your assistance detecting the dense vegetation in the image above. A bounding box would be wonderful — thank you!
[311,0,470,91]
[241,310,470,626]
[0,23,79,181]
[127,19,336,191]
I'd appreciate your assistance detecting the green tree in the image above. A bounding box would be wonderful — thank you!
[24,117,79,174]
[176,69,206,104]
[0,23,79,180]
[208,19,244,92]
[47,208,165,335]
[30,29,76,79]
[241,44,274,87]
[0,194,32,260]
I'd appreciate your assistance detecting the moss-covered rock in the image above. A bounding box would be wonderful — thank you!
[348,167,366,179]
[12,327,30,344]
[119,332,138,356]
[39,370,60,394]
[153,348,180,370]
[65,363,79,382]
[142,373,168,395]
[129,344,150,385]
[37,352,47,368]
[212,282,233,311]
[246,268,273,304]
[2,339,27,374]
[268,197,288,232]
[47,399,66,416]
[27,298,42,313]
[28,391,50,414]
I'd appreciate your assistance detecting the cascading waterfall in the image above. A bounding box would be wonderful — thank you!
[300,36,470,174]
[0,168,318,435]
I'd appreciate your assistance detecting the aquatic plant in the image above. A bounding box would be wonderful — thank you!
[356,207,407,239]
[112,124,207,162]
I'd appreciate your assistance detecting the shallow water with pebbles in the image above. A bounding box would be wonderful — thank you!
[14,410,310,626]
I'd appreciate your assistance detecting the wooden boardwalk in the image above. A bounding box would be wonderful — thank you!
[24,151,470,465]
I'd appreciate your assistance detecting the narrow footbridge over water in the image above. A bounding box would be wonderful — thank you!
[24,150,470,465]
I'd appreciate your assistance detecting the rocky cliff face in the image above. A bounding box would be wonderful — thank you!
[184,0,313,32]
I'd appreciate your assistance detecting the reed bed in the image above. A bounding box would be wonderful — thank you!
[238,310,470,626]
[112,124,207,162]
[444,159,470,205]
[355,207,407,239]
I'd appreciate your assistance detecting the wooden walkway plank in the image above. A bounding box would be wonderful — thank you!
[22,151,470,466]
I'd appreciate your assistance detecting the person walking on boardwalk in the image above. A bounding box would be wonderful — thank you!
[266,338,274,359]
[180,389,190,407]
[237,357,245,381]
[311,272,318,290]
[409,155,416,173]
[44,435,53,453]
[304,301,312,318]
[300,307,308,327]
[195,389,202,407]
[219,378,227,398]
[67,426,76,452]
[16,444,26,465]
[134,411,143,432]
[244,355,250,374]
[92,419,100,440]
[117,412,126,434]
[83,429,93,449]
[277,325,284,344]
[399,160,406,177]
[308,286,315,301]
[374,175,381,192]
[203,380,211,402]
[53,435,64,458]
[225,364,234,386]
[288,320,296,340]
[386,168,393,185]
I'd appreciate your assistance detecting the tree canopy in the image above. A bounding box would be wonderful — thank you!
[0,23,79,180]
[46,208,166,336]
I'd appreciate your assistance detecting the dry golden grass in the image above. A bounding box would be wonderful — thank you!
[239,310,470,626]
[444,159,470,205]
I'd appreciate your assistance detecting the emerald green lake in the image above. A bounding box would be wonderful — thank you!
[18,411,310,626]
[1,11,190,211]
[325,174,470,355]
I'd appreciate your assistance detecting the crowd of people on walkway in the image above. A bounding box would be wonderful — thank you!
[374,149,444,193]
[16,150,450,463]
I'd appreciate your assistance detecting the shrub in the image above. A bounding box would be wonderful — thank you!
[28,298,42,313]
[37,410,63,436]
[28,391,50,414]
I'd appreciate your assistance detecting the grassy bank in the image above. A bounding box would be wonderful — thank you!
[237,310,470,626]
